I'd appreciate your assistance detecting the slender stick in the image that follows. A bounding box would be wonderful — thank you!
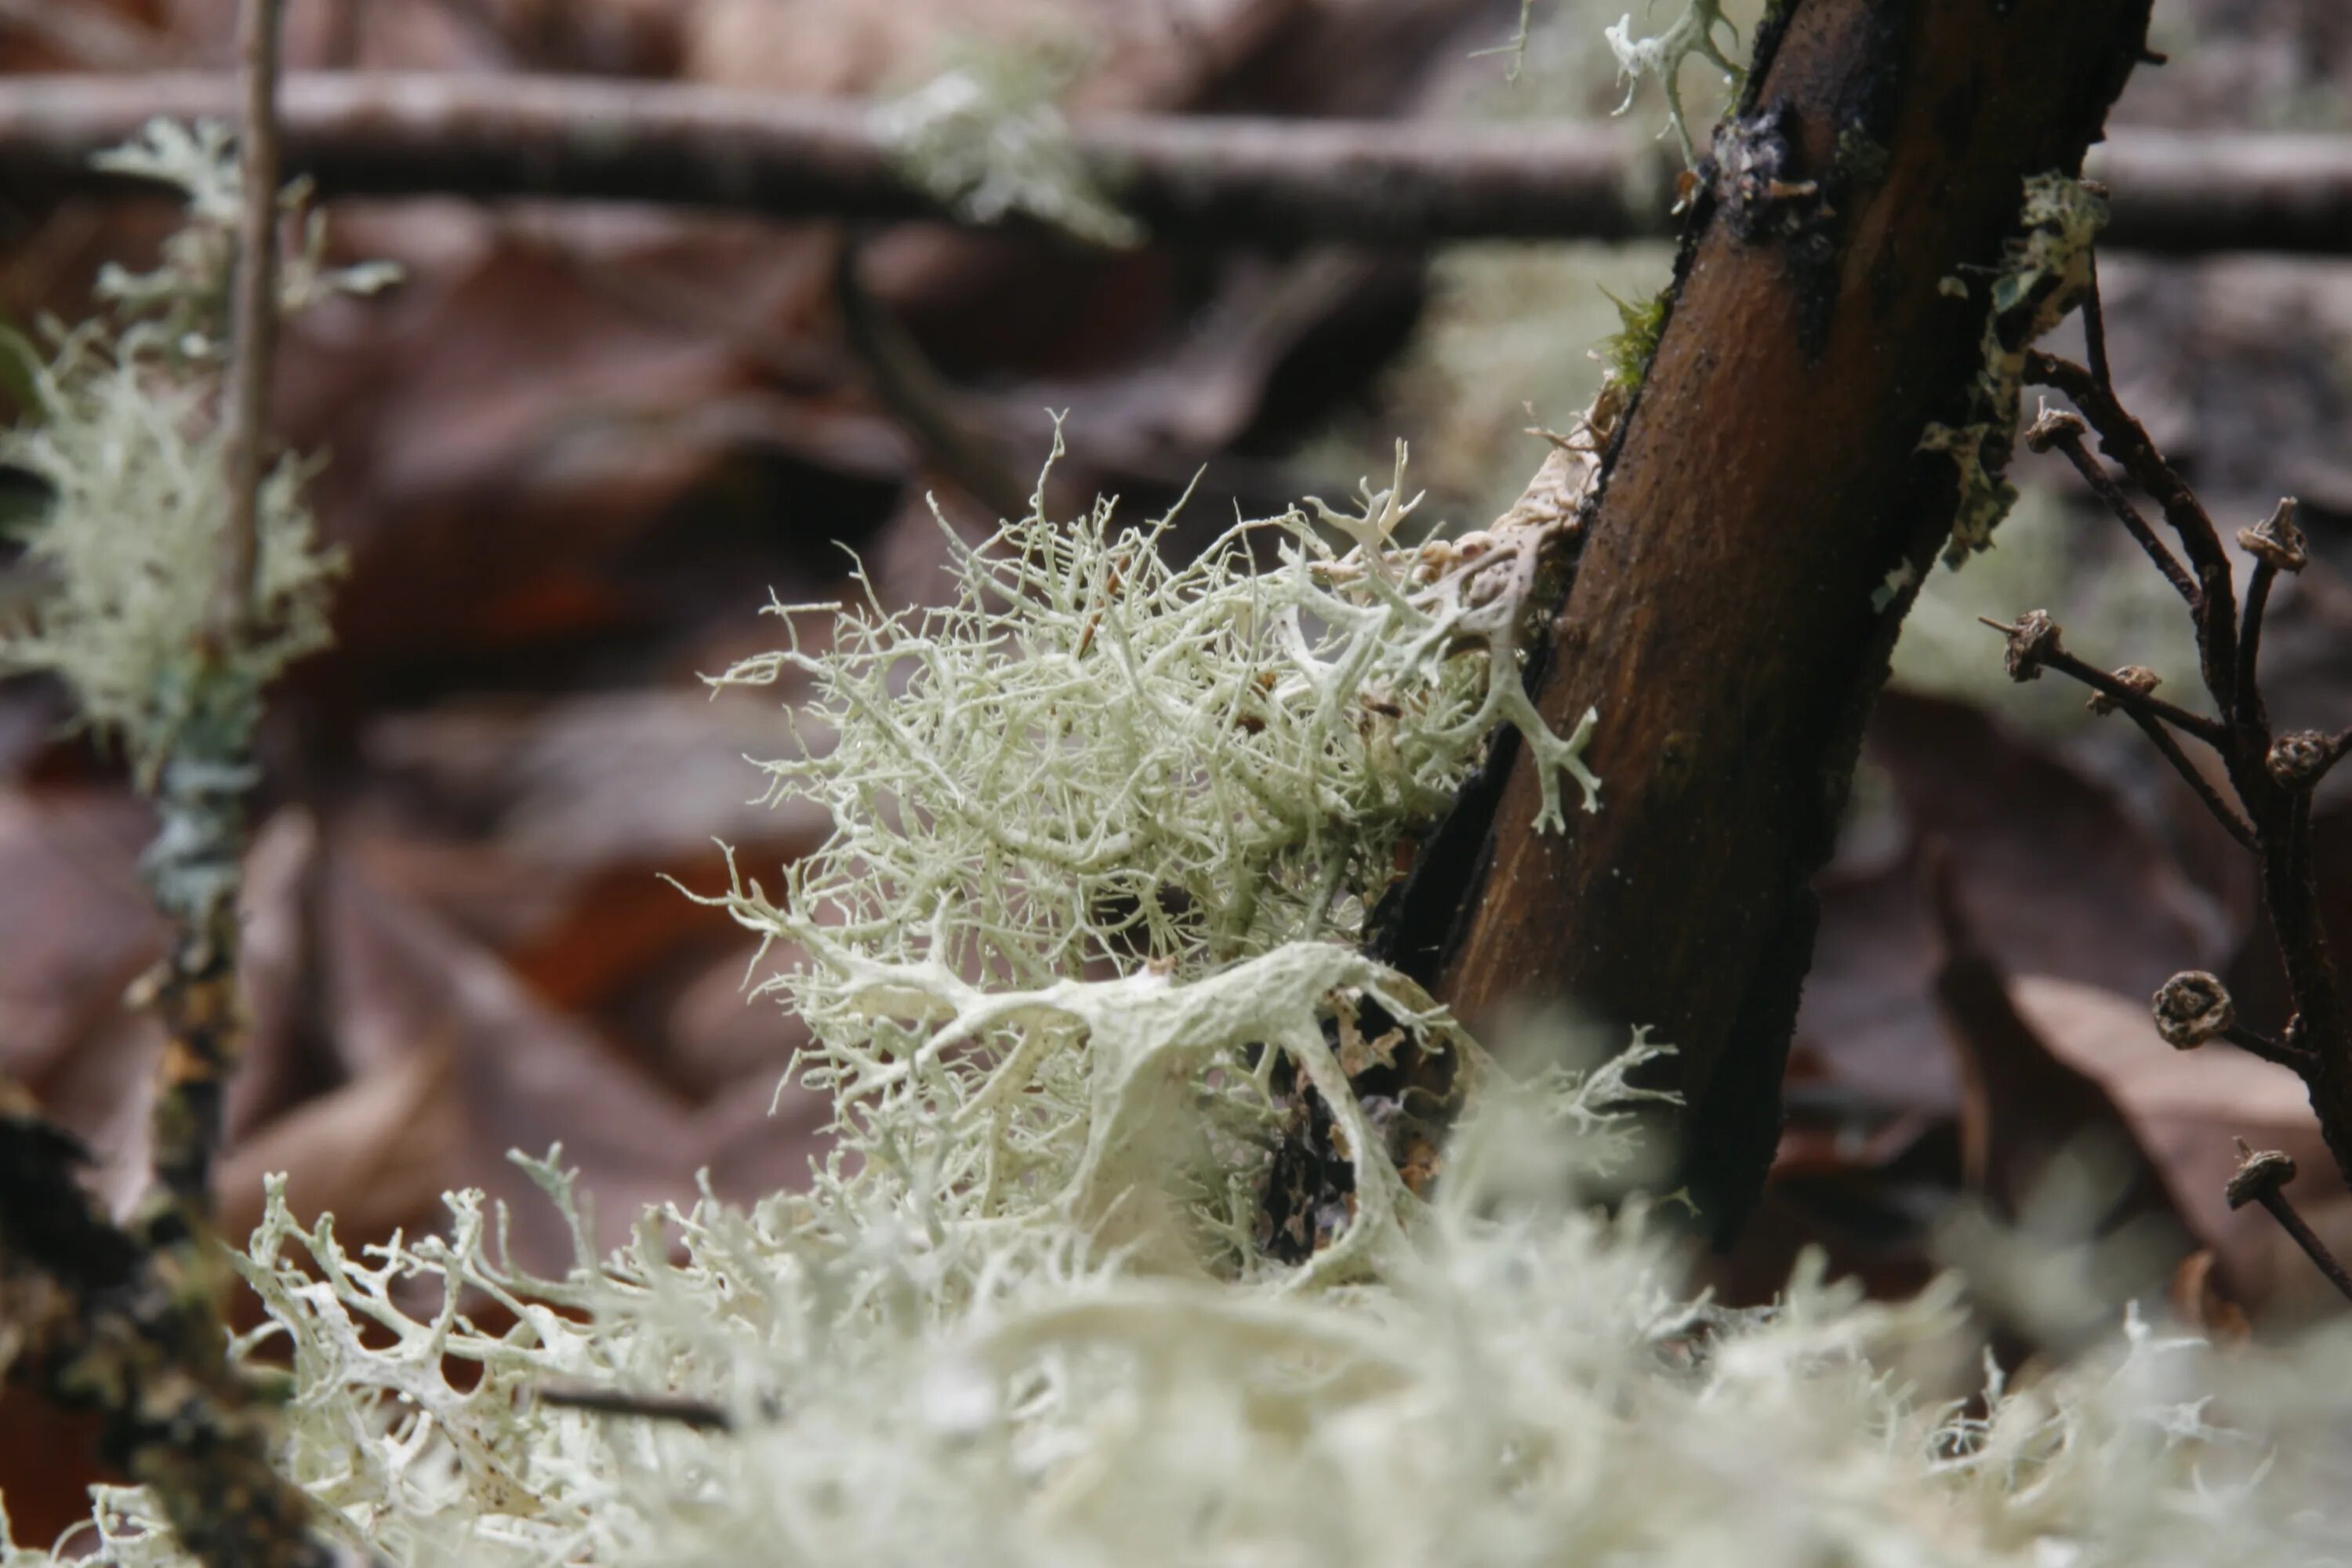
[2032,644,2230,746]
[2081,252,2114,391]
[2116,702,2259,851]
[2220,1021,2313,1070]
[215,0,284,642]
[2235,558,2276,731]
[2027,351,2241,699]
[2039,421,2198,605]
[2230,1142,2352,1306]
[539,1385,737,1432]
[2263,1196,2352,1305]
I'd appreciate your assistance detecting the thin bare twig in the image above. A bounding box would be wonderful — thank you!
[2228,1142,2352,1305]
[2081,251,2114,390]
[2236,557,2276,731]
[2220,1021,2314,1070]
[1994,631,2233,748]
[538,1385,739,1432]
[2027,409,2198,605]
[2027,350,2241,706]
[2118,702,2259,851]
[215,0,283,641]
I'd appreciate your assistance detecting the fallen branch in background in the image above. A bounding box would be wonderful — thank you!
[0,73,2348,252]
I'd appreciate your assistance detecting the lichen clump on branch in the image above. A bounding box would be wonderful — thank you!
[0,121,383,789]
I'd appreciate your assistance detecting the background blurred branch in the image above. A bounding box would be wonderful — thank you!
[2,73,2347,252]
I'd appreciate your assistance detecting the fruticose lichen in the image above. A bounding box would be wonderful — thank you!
[0,118,386,789]
[1606,0,1748,165]
[873,42,1141,248]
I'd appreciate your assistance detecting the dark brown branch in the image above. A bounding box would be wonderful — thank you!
[2080,251,2114,390]
[2025,310,2352,1257]
[1417,0,2155,1241]
[2220,1021,2312,1070]
[2121,702,2258,851]
[1978,612,2256,846]
[1,73,2349,252]
[2236,557,2276,731]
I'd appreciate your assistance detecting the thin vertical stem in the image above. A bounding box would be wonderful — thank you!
[2082,252,2113,392]
[215,0,284,643]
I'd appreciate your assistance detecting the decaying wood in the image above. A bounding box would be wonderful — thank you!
[0,72,2347,252]
[1423,0,2154,1242]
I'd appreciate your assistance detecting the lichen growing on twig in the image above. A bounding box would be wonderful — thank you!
[0,116,389,794]
[873,42,1141,248]
[1920,172,2108,565]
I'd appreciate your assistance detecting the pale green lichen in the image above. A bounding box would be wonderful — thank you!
[688,431,1596,1281]
[1479,0,1744,160]
[1607,0,1748,165]
[0,118,388,788]
[1921,172,2108,566]
[705,430,1597,1000]
[0,331,340,787]
[87,118,397,365]
[873,42,1141,249]
[20,1045,2352,1568]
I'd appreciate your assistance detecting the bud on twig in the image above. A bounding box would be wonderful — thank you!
[2225,1142,2296,1210]
[2267,729,2330,790]
[2153,970,2233,1049]
[1981,610,2063,683]
[2086,663,2159,716]
[2236,497,2307,574]
[2022,403,2087,452]
[2226,1138,2352,1305]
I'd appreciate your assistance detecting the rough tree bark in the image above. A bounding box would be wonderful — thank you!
[1413,0,2155,1241]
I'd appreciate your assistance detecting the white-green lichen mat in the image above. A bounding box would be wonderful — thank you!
[11,429,2352,1568]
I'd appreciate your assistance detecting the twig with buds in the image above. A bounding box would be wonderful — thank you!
[1980,271,2352,1301]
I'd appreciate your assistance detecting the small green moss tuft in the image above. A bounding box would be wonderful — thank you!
[1595,285,1671,394]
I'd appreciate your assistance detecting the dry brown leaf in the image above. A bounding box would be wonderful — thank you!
[313,850,822,1269]
[0,790,160,1088]
[1795,691,2238,1119]
[216,1032,460,1248]
[359,688,823,873]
